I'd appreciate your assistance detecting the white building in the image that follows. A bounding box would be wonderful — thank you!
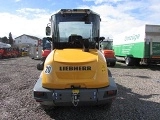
[14,34,42,48]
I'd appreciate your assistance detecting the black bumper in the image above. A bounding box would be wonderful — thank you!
[33,77,117,106]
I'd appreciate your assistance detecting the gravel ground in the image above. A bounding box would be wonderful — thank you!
[0,57,160,120]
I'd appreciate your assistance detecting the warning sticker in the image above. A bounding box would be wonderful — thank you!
[44,65,52,74]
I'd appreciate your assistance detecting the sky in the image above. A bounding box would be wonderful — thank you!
[0,0,160,39]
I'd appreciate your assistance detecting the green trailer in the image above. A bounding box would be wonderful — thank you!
[113,24,160,66]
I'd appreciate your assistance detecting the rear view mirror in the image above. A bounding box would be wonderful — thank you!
[94,37,105,43]
[100,37,105,41]
[46,25,51,36]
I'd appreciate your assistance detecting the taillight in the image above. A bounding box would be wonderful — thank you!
[103,90,117,98]
[36,100,43,102]
[107,90,117,95]
[34,91,45,97]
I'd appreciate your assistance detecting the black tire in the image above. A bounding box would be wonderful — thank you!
[108,69,112,77]
[125,57,134,66]
[146,59,151,66]
[107,62,110,66]
[110,62,116,67]
[37,62,44,70]
[134,59,140,66]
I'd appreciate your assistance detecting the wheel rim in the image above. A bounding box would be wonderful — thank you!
[126,58,129,65]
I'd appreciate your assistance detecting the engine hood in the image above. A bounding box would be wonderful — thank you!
[42,49,109,89]
[54,49,97,63]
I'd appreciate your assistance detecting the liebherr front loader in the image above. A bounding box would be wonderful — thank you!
[33,9,117,109]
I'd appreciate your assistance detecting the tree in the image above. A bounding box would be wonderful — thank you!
[9,32,13,45]
[2,36,8,43]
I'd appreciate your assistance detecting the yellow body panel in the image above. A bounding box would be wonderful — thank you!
[42,49,109,89]
[54,49,97,62]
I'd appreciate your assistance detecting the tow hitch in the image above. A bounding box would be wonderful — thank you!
[72,89,80,106]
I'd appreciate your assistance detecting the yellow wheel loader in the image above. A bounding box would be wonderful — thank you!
[33,9,117,109]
